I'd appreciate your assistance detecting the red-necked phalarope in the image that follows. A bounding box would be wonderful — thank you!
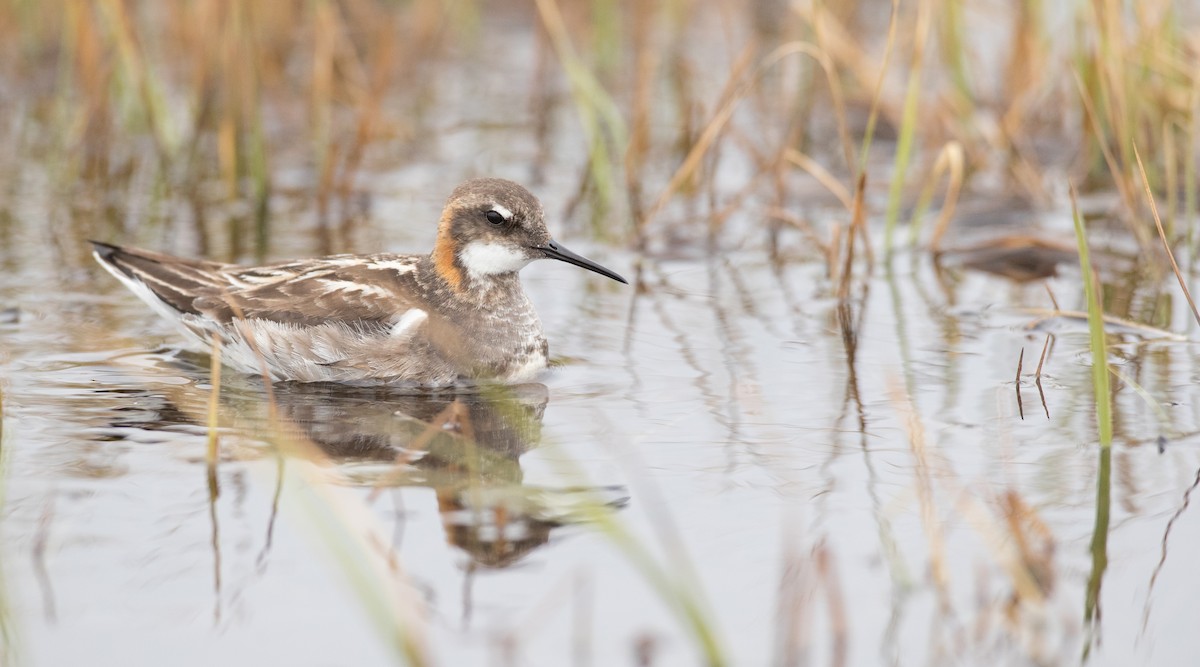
[92,178,627,385]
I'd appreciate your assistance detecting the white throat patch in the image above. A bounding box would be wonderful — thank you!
[460,241,532,279]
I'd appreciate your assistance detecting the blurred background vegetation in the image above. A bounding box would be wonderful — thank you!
[0,0,1195,262]
[2,4,1199,665]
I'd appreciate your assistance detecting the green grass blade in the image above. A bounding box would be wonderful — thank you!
[883,0,932,255]
[1070,188,1112,448]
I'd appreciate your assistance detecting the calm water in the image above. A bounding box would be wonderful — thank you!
[2,173,1199,666]
[2,7,1200,666]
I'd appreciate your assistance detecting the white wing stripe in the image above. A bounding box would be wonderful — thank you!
[390,308,428,338]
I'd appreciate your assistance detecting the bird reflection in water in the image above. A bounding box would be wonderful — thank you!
[224,379,628,625]
[253,380,625,570]
[98,362,627,573]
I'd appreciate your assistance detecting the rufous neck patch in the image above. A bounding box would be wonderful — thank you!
[433,211,465,291]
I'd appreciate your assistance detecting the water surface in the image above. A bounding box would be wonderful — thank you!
[2,6,1200,665]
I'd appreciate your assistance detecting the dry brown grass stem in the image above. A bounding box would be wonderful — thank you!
[624,0,658,234]
[96,0,173,161]
[1133,143,1200,328]
[758,42,855,174]
[1034,335,1051,381]
[644,44,755,226]
[645,38,851,228]
[1000,1,1045,130]
[795,0,903,132]
[1035,334,1052,420]
[766,208,835,270]
[1090,0,1134,185]
[337,10,399,202]
[1072,71,1147,247]
[835,173,868,302]
[206,334,222,467]
[882,0,932,245]
[846,0,898,259]
[1043,283,1060,312]
[827,224,843,284]
[923,142,966,255]
[311,0,337,217]
[783,149,853,211]
[1015,347,1025,420]
[707,178,768,233]
[1023,309,1186,341]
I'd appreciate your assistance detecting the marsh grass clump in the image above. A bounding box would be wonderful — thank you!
[1,1,457,255]
[2,1,1198,264]
[4,2,1200,665]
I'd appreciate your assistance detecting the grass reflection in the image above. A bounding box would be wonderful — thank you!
[1083,445,1111,661]
[5,0,1200,663]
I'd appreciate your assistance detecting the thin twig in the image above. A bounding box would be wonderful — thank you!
[1034,334,1051,379]
[1015,347,1025,420]
[1043,282,1060,311]
[1035,334,1051,419]
[837,173,868,302]
[206,334,223,466]
[1134,143,1200,328]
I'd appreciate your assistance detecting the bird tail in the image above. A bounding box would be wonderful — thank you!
[89,241,226,316]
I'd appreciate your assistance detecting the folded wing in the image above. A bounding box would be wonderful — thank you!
[90,241,423,328]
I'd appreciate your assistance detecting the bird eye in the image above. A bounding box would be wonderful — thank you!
[485,210,505,225]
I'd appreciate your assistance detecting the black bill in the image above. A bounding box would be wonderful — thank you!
[536,240,628,284]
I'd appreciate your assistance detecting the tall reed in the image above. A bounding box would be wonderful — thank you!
[1070,187,1112,448]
